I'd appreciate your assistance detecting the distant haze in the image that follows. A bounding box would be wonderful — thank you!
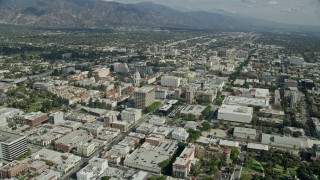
[112,0,320,26]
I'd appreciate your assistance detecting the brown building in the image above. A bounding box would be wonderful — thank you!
[29,160,48,174]
[54,130,92,152]
[0,161,29,179]
[24,112,48,127]
[145,134,165,146]
[111,121,129,132]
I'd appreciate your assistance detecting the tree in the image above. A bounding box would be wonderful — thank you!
[230,147,240,162]
[146,102,161,113]
[188,129,202,142]
[244,156,254,168]
[292,131,303,137]
[186,114,197,121]
[149,176,157,180]
[202,121,211,131]
[202,106,211,117]
[283,128,291,135]
[190,164,201,176]
[252,116,259,126]
[159,158,171,174]
[213,123,220,129]
[88,97,94,107]
[101,176,111,180]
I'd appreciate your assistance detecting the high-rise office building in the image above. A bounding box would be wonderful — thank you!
[133,87,156,109]
[0,130,27,161]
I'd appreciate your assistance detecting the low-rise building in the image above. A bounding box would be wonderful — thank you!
[111,121,129,132]
[54,130,93,152]
[145,134,165,146]
[223,96,269,108]
[161,76,182,87]
[172,145,195,178]
[148,115,166,126]
[101,144,131,165]
[31,149,81,174]
[233,127,257,140]
[0,161,29,179]
[97,128,120,144]
[219,139,239,148]
[59,120,82,131]
[180,105,207,118]
[80,123,104,136]
[29,160,48,175]
[218,104,253,123]
[16,112,48,127]
[77,142,96,157]
[155,89,167,99]
[65,112,96,123]
[28,132,62,147]
[152,126,174,137]
[284,79,298,89]
[136,123,156,134]
[121,108,142,123]
[48,111,64,124]
[311,117,320,138]
[32,169,61,180]
[259,109,285,119]
[77,157,108,180]
[247,143,269,153]
[172,127,189,142]
[124,140,178,173]
[261,134,308,150]
[0,108,23,127]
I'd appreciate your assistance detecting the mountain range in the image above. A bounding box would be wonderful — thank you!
[0,0,318,32]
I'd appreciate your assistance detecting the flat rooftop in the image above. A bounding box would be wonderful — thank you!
[234,127,257,135]
[0,130,25,144]
[180,105,206,116]
[223,96,269,107]
[134,86,155,93]
[219,104,253,115]
[247,143,269,151]
[55,130,92,146]
[124,140,178,173]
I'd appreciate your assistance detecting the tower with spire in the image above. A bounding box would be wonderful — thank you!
[133,68,141,87]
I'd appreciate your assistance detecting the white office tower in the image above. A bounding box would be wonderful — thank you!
[161,76,181,87]
[0,130,27,161]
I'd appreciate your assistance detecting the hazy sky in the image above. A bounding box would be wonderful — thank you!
[111,0,320,26]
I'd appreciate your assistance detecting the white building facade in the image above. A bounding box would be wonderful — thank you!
[161,76,181,87]
[121,108,142,123]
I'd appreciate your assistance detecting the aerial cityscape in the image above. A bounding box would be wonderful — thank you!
[0,0,319,180]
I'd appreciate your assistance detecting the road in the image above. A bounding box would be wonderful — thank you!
[165,36,206,47]
[232,164,243,180]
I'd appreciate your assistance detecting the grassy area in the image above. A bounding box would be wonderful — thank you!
[272,164,297,177]
[241,160,264,180]
[251,160,264,173]
[240,173,252,180]
[146,101,161,113]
